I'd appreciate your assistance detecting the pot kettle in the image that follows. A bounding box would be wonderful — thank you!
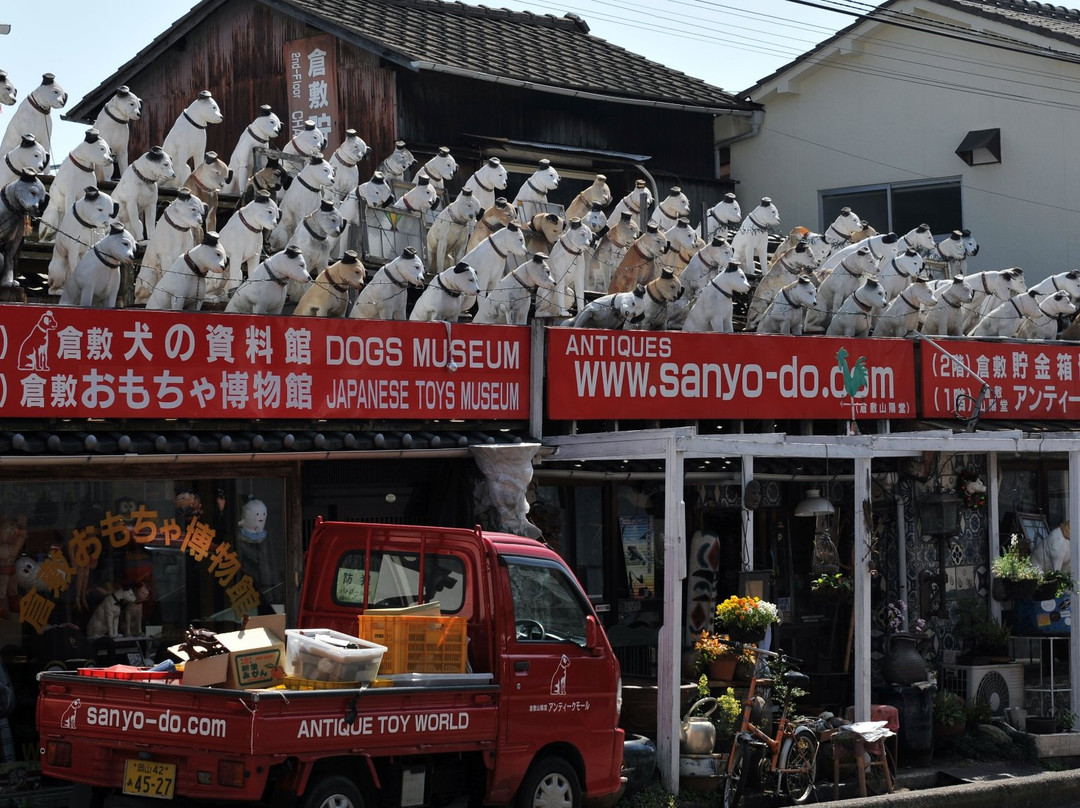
[680,698,718,754]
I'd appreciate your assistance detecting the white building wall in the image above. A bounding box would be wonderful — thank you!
[728,2,1080,283]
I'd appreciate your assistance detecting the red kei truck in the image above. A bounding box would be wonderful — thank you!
[37,520,626,808]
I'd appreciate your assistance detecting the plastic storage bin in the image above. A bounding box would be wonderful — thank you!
[285,628,386,682]
[357,614,468,674]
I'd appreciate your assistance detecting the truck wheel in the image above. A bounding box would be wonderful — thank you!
[301,774,367,808]
[517,756,580,808]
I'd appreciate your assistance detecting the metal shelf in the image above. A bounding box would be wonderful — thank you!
[1010,635,1071,717]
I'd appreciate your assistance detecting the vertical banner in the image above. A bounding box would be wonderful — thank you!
[283,34,341,151]
[620,515,655,599]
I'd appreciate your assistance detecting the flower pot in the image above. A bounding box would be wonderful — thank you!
[993,578,1037,601]
[734,659,755,681]
[719,624,767,644]
[706,656,738,682]
[881,633,928,685]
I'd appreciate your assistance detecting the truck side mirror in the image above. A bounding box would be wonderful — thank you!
[585,615,601,652]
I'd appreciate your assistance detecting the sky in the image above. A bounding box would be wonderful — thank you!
[0,0,853,162]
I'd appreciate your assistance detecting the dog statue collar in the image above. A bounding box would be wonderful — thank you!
[746,212,771,232]
[187,171,213,194]
[526,177,547,196]
[781,287,805,309]
[889,256,914,277]
[303,217,327,241]
[27,92,51,115]
[710,275,734,298]
[93,245,121,269]
[435,274,462,297]
[296,173,322,194]
[182,111,207,130]
[237,208,264,233]
[840,258,863,277]
[658,202,682,221]
[386,264,412,289]
[183,250,209,278]
[264,262,288,287]
[867,240,886,262]
[245,125,270,145]
[68,153,94,173]
[447,206,471,225]
[826,222,850,243]
[853,289,874,313]
[334,146,359,167]
[511,266,533,289]
[325,265,351,294]
[289,134,317,155]
[699,251,721,271]
[473,176,493,192]
[424,161,447,182]
[558,234,583,256]
[945,292,964,309]
[71,202,95,230]
[132,161,156,185]
[898,290,920,311]
[486,233,508,259]
[162,208,188,232]
[4,155,20,176]
[104,105,130,125]
[645,281,666,305]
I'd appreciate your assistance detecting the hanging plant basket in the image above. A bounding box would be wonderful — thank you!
[719,624,767,645]
[992,578,1038,601]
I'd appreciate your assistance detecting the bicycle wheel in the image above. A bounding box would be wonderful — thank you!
[782,732,819,804]
[722,742,748,808]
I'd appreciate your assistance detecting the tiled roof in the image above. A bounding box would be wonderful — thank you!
[274,0,755,111]
[745,0,1080,94]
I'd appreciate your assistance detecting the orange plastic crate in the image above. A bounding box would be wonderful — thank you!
[357,614,467,674]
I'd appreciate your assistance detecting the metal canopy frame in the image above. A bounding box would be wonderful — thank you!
[542,426,1080,792]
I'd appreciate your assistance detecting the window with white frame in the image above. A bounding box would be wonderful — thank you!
[820,178,962,236]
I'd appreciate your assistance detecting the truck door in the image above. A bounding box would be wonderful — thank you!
[500,555,617,748]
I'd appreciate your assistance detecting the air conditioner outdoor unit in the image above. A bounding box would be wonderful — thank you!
[941,662,1025,715]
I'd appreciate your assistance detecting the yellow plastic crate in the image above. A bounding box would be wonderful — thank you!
[357,614,467,674]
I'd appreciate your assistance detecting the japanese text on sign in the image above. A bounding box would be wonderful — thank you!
[284,34,340,148]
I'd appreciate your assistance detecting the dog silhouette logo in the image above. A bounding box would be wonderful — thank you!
[549,654,571,696]
[17,309,59,371]
[61,698,82,730]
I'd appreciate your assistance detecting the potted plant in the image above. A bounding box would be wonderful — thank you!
[933,689,966,738]
[693,631,740,681]
[810,572,852,602]
[991,534,1042,600]
[955,597,1011,663]
[881,600,930,685]
[690,675,741,752]
[714,595,781,644]
[1033,568,1076,601]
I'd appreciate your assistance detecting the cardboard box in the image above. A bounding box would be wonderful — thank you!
[170,614,287,688]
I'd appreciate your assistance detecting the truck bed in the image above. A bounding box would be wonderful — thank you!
[38,671,500,802]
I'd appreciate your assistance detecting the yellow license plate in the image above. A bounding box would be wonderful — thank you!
[123,759,176,799]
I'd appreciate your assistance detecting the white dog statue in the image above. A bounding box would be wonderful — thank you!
[412,145,457,191]
[1016,290,1077,340]
[826,277,890,337]
[350,247,426,321]
[286,199,346,301]
[112,146,176,242]
[666,235,736,330]
[970,289,1045,338]
[756,276,818,335]
[58,223,137,308]
[703,193,742,242]
[459,220,529,306]
[682,261,751,333]
[464,157,508,211]
[224,105,283,195]
[327,128,371,203]
[512,159,560,221]
[0,170,48,288]
[474,253,556,325]
[607,179,652,229]
[225,245,310,315]
[804,246,878,334]
[134,188,207,303]
[283,119,327,164]
[39,128,114,239]
[409,261,481,322]
[649,187,692,232]
[0,71,15,108]
[426,188,482,274]
[568,286,648,329]
[920,275,975,336]
[295,250,367,317]
[731,196,781,275]
[336,171,396,256]
[47,186,118,296]
[205,190,280,305]
[534,217,596,318]
[0,73,67,158]
[145,231,229,311]
[270,154,336,251]
[873,277,936,338]
[377,140,416,183]
[161,90,224,188]
[0,133,48,187]
[93,85,142,181]
[745,240,819,331]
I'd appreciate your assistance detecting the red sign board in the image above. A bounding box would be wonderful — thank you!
[547,329,916,420]
[0,306,528,420]
[920,339,1080,419]
[284,34,342,151]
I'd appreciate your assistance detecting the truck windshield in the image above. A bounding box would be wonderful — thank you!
[506,556,589,645]
[333,550,465,613]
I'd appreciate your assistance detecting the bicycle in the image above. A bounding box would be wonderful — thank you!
[722,644,819,808]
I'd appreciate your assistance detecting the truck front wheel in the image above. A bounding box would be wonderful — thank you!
[301,774,367,808]
[516,756,580,808]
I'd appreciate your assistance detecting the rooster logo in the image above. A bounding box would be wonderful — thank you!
[837,348,869,430]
